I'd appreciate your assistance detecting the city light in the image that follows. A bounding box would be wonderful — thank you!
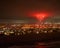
[0,24,59,36]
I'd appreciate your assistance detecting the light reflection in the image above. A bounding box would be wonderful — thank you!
[35,43,48,48]
[36,46,48,48]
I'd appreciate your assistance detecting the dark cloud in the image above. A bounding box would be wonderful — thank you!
[0,0,60,23]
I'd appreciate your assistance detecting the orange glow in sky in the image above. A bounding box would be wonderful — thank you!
[26,11,53,21]
[33,13,48,21]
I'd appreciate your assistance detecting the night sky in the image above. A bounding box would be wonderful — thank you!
[0,0,60,23]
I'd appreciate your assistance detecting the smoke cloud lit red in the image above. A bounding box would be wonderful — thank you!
[26,11,52,21]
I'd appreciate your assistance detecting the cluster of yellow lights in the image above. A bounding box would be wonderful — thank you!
[0,24,60,36]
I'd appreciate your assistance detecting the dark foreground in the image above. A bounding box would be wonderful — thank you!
[0,32,60,48]
[1,41,60,48]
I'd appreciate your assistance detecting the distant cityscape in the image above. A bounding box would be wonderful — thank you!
[0,23,60,36]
